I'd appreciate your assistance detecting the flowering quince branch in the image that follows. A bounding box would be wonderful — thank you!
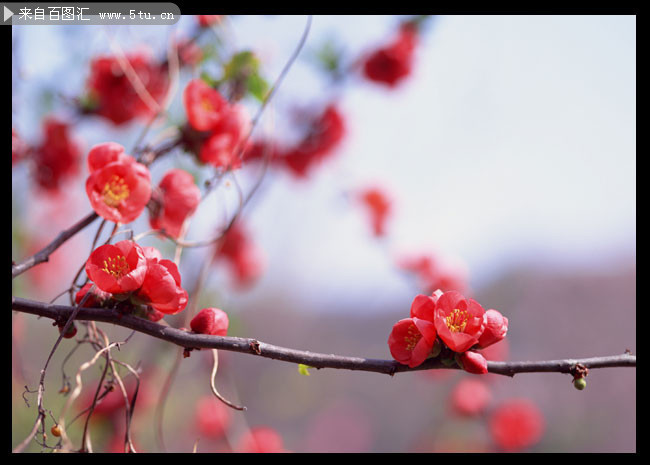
[12,297,636,377]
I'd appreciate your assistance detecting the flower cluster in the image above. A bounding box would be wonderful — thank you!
[85,53,169,126]
[183,78,251,170]
[84,240,188,315]
[388,290,508,373]
[85,143,152,224]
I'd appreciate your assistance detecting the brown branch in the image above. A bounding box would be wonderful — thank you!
[12,212,99,279]
[12,297,637,377]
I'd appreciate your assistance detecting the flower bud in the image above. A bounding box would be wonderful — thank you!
[573,377,587,390]
[458,350,488,375]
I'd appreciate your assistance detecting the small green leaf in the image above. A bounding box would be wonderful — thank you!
[246,73,269,102]
[298,364,313,376]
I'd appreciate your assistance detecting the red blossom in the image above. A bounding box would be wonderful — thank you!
[85,240,148,294]
[199,103,250,169]
[237,427,288,453]
[478,309,509,349]
[176,38,203,67]
[85,156,151,224]
[32,118,82,191]
[87,142,131,173]
[86,53,169,125]
[450,378,491,416]
[363,24,418,87]
[388,317,437,368]
[195,396,232,438]
[458,350,488,375]
[279,104,345,178]
[433,291,485,353]
[135,249,188,315]
[190,308,229,336]
[358,187,392,237]
[197,15,222,27]
[149,169,201,238]
[75,283,112,308]
[214,222,264,288]
[183,78,228,132]
[489,399,545,451]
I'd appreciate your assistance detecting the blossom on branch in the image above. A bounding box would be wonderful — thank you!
[32,118,82,192]
[149,169,201,238]
[388,317,437,368]
[85,240,148,295]
[85,148,151,224]
[135,247,188,314]
[190,308,229,336]
[433,291,486,353]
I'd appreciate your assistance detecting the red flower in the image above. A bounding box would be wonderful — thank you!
[280,104,345,178]
[183,78,228,132]
[135,248,188,315]
[32,118,82,191]
[199,104,250,169]
[87,142,131,173]
[363,24,418,87]
[450,378,491,416]
[176,38,203,67]
[86,53,169,125]
[85,156,151,224]
[85,240,148,294]
[358,187,392,237]
[489,399,545,451]
[149,169,201,238]
[408,292,440,321]
[197,15,222,27]
[478,309,508,349]
[214,222,264,288]
[195,396,232,438]
[190,308,229,336]
[237,427,288,453]
[458,350,488,375]
[434,291,485,353]
[388,317,437,368]
[75,283,112,308]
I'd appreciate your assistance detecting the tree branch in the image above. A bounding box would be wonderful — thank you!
[12,297,636,377]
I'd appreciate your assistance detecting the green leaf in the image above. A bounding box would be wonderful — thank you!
[298,364,313,376]
[246,73,269,102]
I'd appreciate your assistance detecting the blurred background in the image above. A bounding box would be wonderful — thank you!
[12,15,635,452]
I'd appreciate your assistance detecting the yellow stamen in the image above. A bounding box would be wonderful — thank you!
[102,175,130,207]
[404,325,422,351]
[101,255,129,279]
[446,308,468,333]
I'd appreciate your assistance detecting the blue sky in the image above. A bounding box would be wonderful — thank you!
[13,15,636,313]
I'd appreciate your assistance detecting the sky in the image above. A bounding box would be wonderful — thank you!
[12,15,636,313]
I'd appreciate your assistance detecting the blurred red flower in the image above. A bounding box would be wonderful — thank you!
[197,15,222,27]
[280,104,345,178]
[489,399,545,451]
[214,222,264,288]
[85,240,148,295]
[85,155,151,224]
[363,24,418,87]
[450,378,491,416]
[237,427,288,453]
[149,169,201,238]
[195,396,232,439]
[191,308,229,336]
[32,118,82,191]
[358,187,392,237]
[184,78,228,132]
[434,291,485,353]
[12,128,27,165]
[398,253,467,294]
[199,103,250,170]
[86,53,169,125]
